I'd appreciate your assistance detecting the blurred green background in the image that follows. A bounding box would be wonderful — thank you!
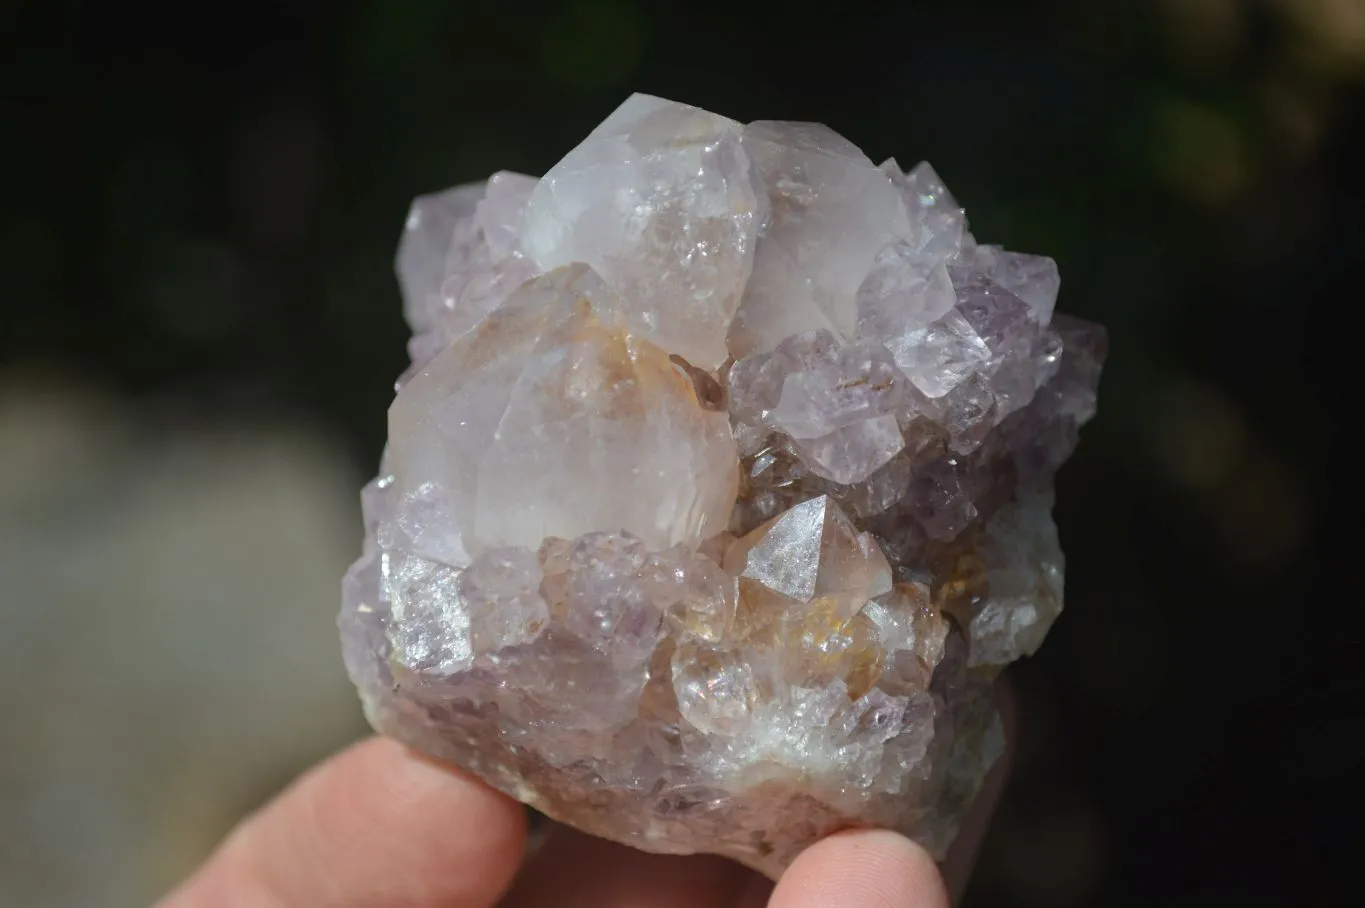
[1,1,1361,906]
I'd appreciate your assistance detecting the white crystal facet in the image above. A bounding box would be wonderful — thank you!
[396,182,487,333]
[388,264,738,554]
[727,121,913,357]
[969,245,1061,324]
[521,94,761,369]
[476,170,540,263]
[459,546,549,656]
[881,158,967,263]
[726,495,892,617]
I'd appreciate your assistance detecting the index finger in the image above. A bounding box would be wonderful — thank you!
[156,736,527,908]
[768,829,950,908]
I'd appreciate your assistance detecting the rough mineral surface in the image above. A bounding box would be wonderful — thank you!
[341,93,1106,877]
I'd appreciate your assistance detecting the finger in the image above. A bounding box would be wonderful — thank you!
[157,736,527,908]
[768,828,950,908]
[940,677,1018,902]
[500,823,754,908]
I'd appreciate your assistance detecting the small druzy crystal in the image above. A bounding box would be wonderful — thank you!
[340,93,1106,877]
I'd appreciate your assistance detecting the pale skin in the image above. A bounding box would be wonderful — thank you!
[158,684,1013,908]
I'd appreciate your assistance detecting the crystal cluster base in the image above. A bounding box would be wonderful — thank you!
[340,93,1106,877]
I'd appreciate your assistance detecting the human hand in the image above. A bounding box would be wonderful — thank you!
[158,689,1010,908]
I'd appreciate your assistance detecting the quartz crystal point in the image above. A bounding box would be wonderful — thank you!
[342,92,1106,878]
[728,122,913,357]
[522,95,762,370]
[387,263,737,555]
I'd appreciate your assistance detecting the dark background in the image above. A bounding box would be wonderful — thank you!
[3,1,1362,905]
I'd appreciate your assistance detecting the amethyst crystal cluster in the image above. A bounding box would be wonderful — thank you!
[340,94,1105,876]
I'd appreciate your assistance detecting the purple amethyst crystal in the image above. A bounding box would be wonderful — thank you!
[340,93,1106,877]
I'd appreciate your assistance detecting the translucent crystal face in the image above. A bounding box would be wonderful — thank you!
[342,92,1106,878]
[521,95,762,371]
[388,264,737,555]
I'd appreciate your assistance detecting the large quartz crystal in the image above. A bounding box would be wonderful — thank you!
[341,94,1106,877]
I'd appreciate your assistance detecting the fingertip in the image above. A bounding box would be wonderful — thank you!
[314,738,530,899]
[499,825,750,908]
[163,737,527,908]
[769,828,950,908]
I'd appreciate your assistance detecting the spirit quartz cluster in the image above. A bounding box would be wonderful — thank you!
[340,94,1105,876]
